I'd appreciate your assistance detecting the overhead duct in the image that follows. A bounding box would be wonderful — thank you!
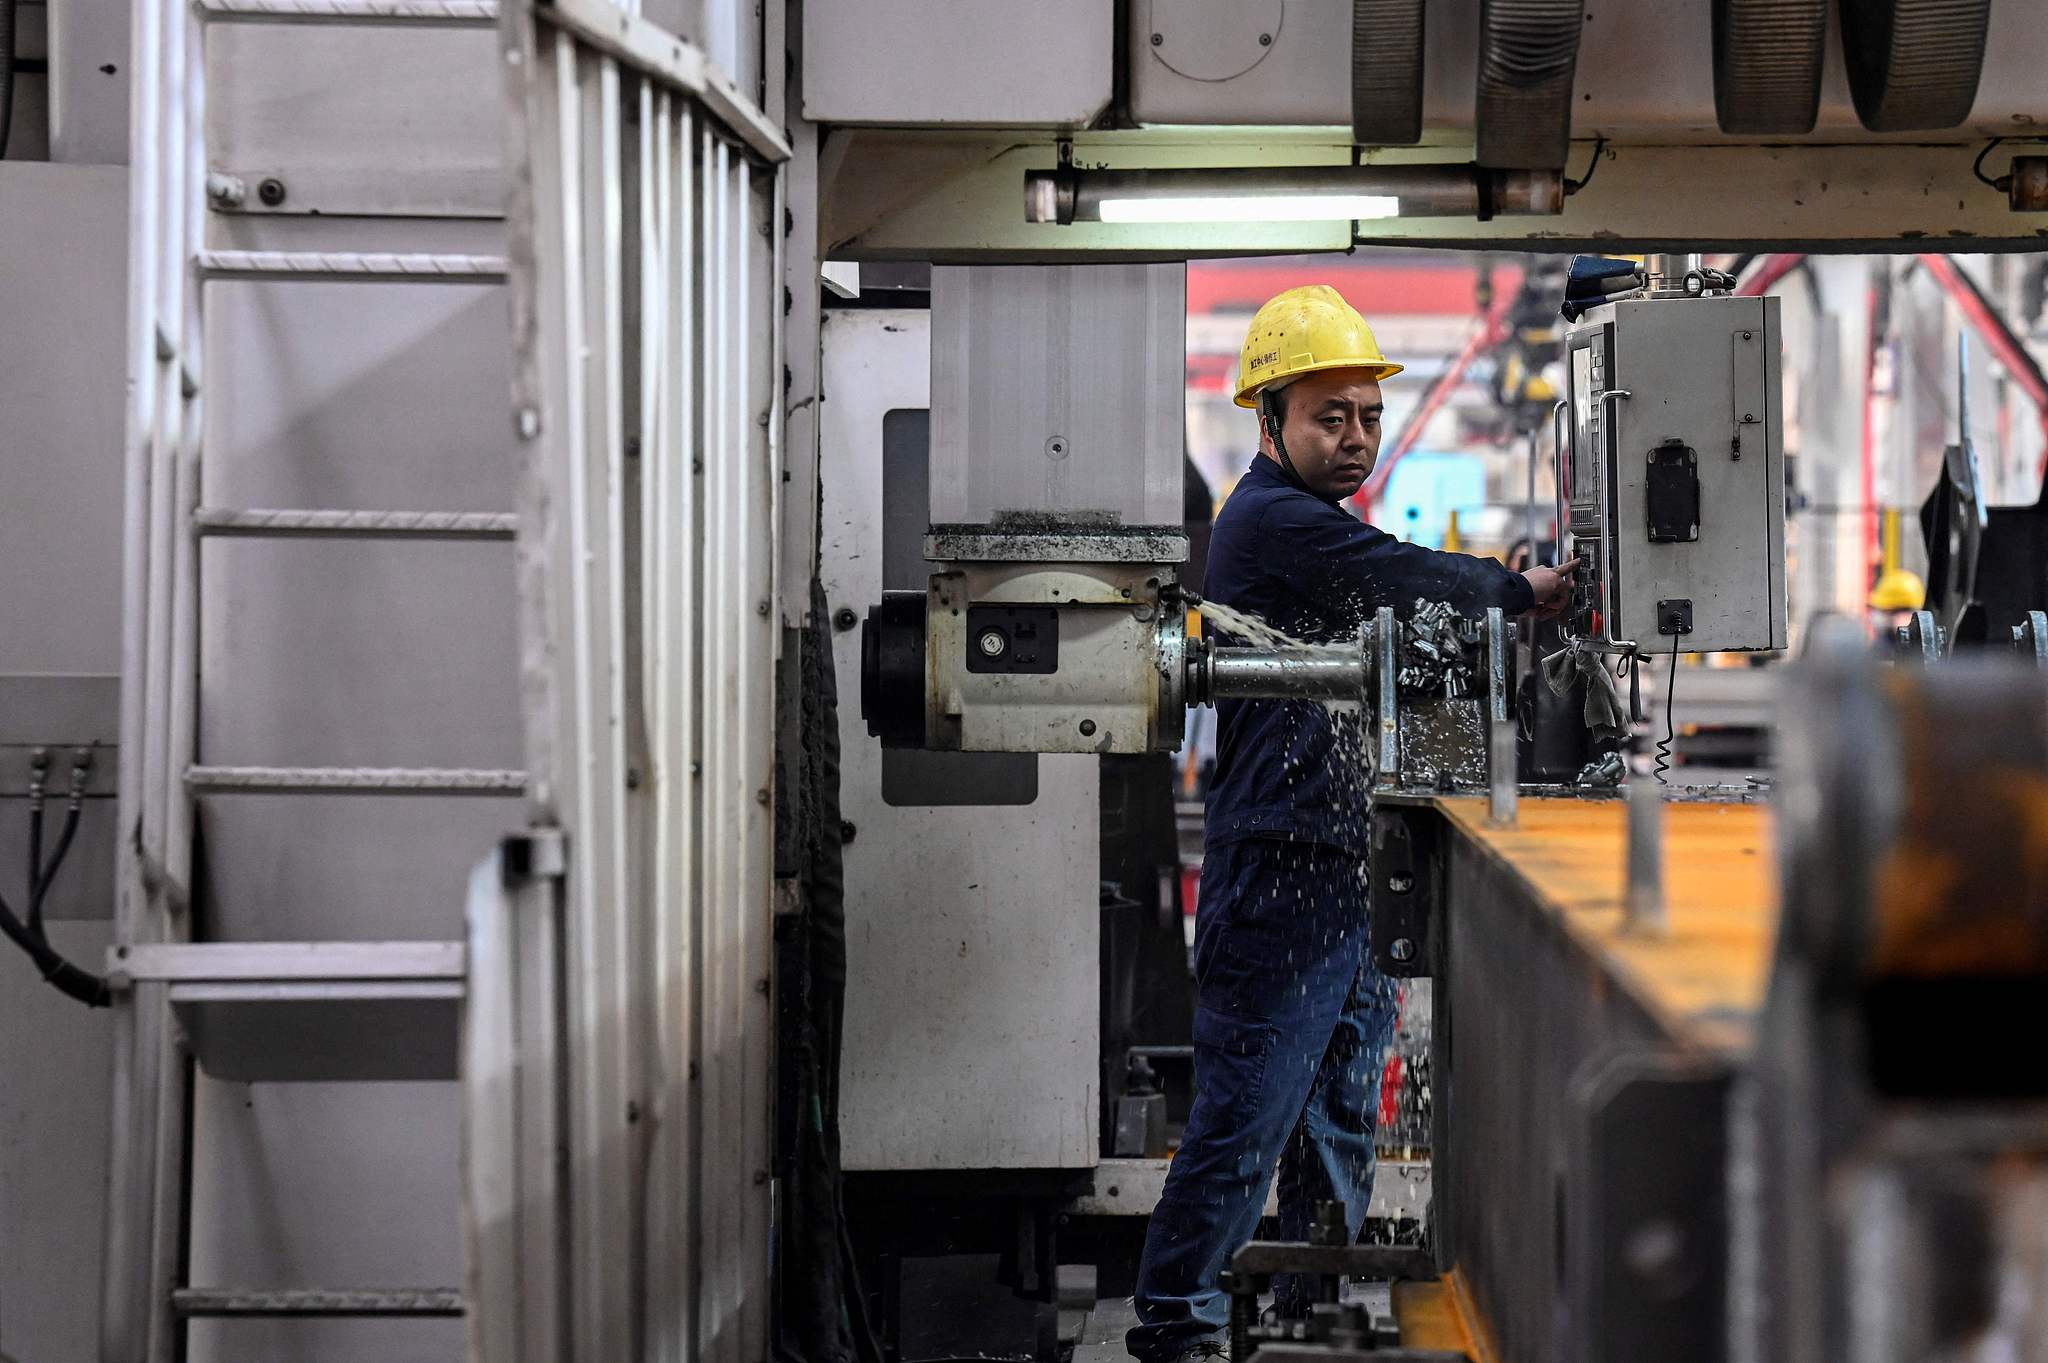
[1350,0,1426,146]
[1712,0,1828,134]
[1474,0,1588,169]
[1840,0,1992,131]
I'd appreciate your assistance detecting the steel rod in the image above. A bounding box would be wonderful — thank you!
[1206,646,1370,701]
[1625,773,1668,935]
[1488,716,1517,827]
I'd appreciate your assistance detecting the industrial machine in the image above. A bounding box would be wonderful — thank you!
[1558,257,1788,659]
[858,263,1195,756]
[858,262,1526,797]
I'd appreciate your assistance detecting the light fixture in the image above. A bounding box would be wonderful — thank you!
[1025,164,1564,227]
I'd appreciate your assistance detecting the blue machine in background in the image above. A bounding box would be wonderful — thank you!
[1380,450,1489,548]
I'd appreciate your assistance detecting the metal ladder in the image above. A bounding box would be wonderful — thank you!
[105,1,513,1356]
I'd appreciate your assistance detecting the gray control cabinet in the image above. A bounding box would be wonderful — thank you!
[1564,293,1787,654]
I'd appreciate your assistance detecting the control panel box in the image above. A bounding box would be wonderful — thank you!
[1563,293,1786,654]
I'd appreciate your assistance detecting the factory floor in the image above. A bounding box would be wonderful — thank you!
[1067,1283,1397,1363]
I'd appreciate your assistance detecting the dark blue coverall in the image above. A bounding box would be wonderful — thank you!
[1128,453,1534,1360]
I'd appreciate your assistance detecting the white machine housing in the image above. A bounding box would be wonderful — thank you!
[914,263,1190,754]
[1563,292,1788,654]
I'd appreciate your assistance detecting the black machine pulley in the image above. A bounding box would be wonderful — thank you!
[861,591,927,748]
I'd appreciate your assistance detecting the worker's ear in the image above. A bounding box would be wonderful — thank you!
[1257,394,1283,454]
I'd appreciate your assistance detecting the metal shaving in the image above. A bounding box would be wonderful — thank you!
[1396,598,1486,699]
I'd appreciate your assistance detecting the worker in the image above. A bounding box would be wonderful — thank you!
[1128,286,1574,1362]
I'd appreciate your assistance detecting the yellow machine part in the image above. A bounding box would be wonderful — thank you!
[1868,507,1925,611]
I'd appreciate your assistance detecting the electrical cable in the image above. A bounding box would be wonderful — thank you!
[1,755,110,1007]
[26,796,42,933]
[1564,135,1608,195]
[1971,136,2048,192]
[1654,631,1679,785]
[0,886,110,1007]
[31,801,83,935]
[1973,137,2007,189]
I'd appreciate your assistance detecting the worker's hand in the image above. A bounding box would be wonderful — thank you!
[1521,559,1578,619]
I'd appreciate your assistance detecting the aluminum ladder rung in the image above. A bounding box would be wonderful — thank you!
[187,765,525,795]
[195,0,497,27]
[115,940,465,982]
[116,941,466,1081]
[172,1287,465,1317]
[194,508,517,541]
[196,249,508,283]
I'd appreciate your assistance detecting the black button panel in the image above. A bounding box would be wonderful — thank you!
[964,605,1060,675]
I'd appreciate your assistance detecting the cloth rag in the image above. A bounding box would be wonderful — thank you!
[1543,642,1630,741]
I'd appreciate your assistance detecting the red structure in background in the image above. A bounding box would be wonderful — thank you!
[1185,258,1516,396]
[1353,300,1516,519]
[1738,252,2048,587]
[1187,261,1520,322]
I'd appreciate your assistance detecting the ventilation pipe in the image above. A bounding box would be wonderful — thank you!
[1474,0,1587,169]
[1351,0,1427,146]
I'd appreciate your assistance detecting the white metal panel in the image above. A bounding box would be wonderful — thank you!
[821,309,1100,1171]
[802,0,1112,127]
[698,0,761,119]
[487,1,785,1357]
[0,921,114,1363]
[207,22,502,215]
[186,1079,464,1360]
[930,264,1187,530]
[48,0,131,163]
[0,164,127,672]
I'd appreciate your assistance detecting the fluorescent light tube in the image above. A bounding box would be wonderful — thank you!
[1094,193,1401,224]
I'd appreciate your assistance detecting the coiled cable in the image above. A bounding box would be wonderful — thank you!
[1654,632,1679,784]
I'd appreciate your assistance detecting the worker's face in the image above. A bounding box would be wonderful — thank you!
[1260,369,1385,500]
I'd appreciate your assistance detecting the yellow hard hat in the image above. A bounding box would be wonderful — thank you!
[1868,566,1926,612]
[1234,285,1402,409]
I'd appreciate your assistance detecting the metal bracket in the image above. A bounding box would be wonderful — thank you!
[1370,805,1438,978]
[1374,605,1401,781]
[501,827,567,883]
[1897,609,1944,664]
[2013,609,2048,666]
